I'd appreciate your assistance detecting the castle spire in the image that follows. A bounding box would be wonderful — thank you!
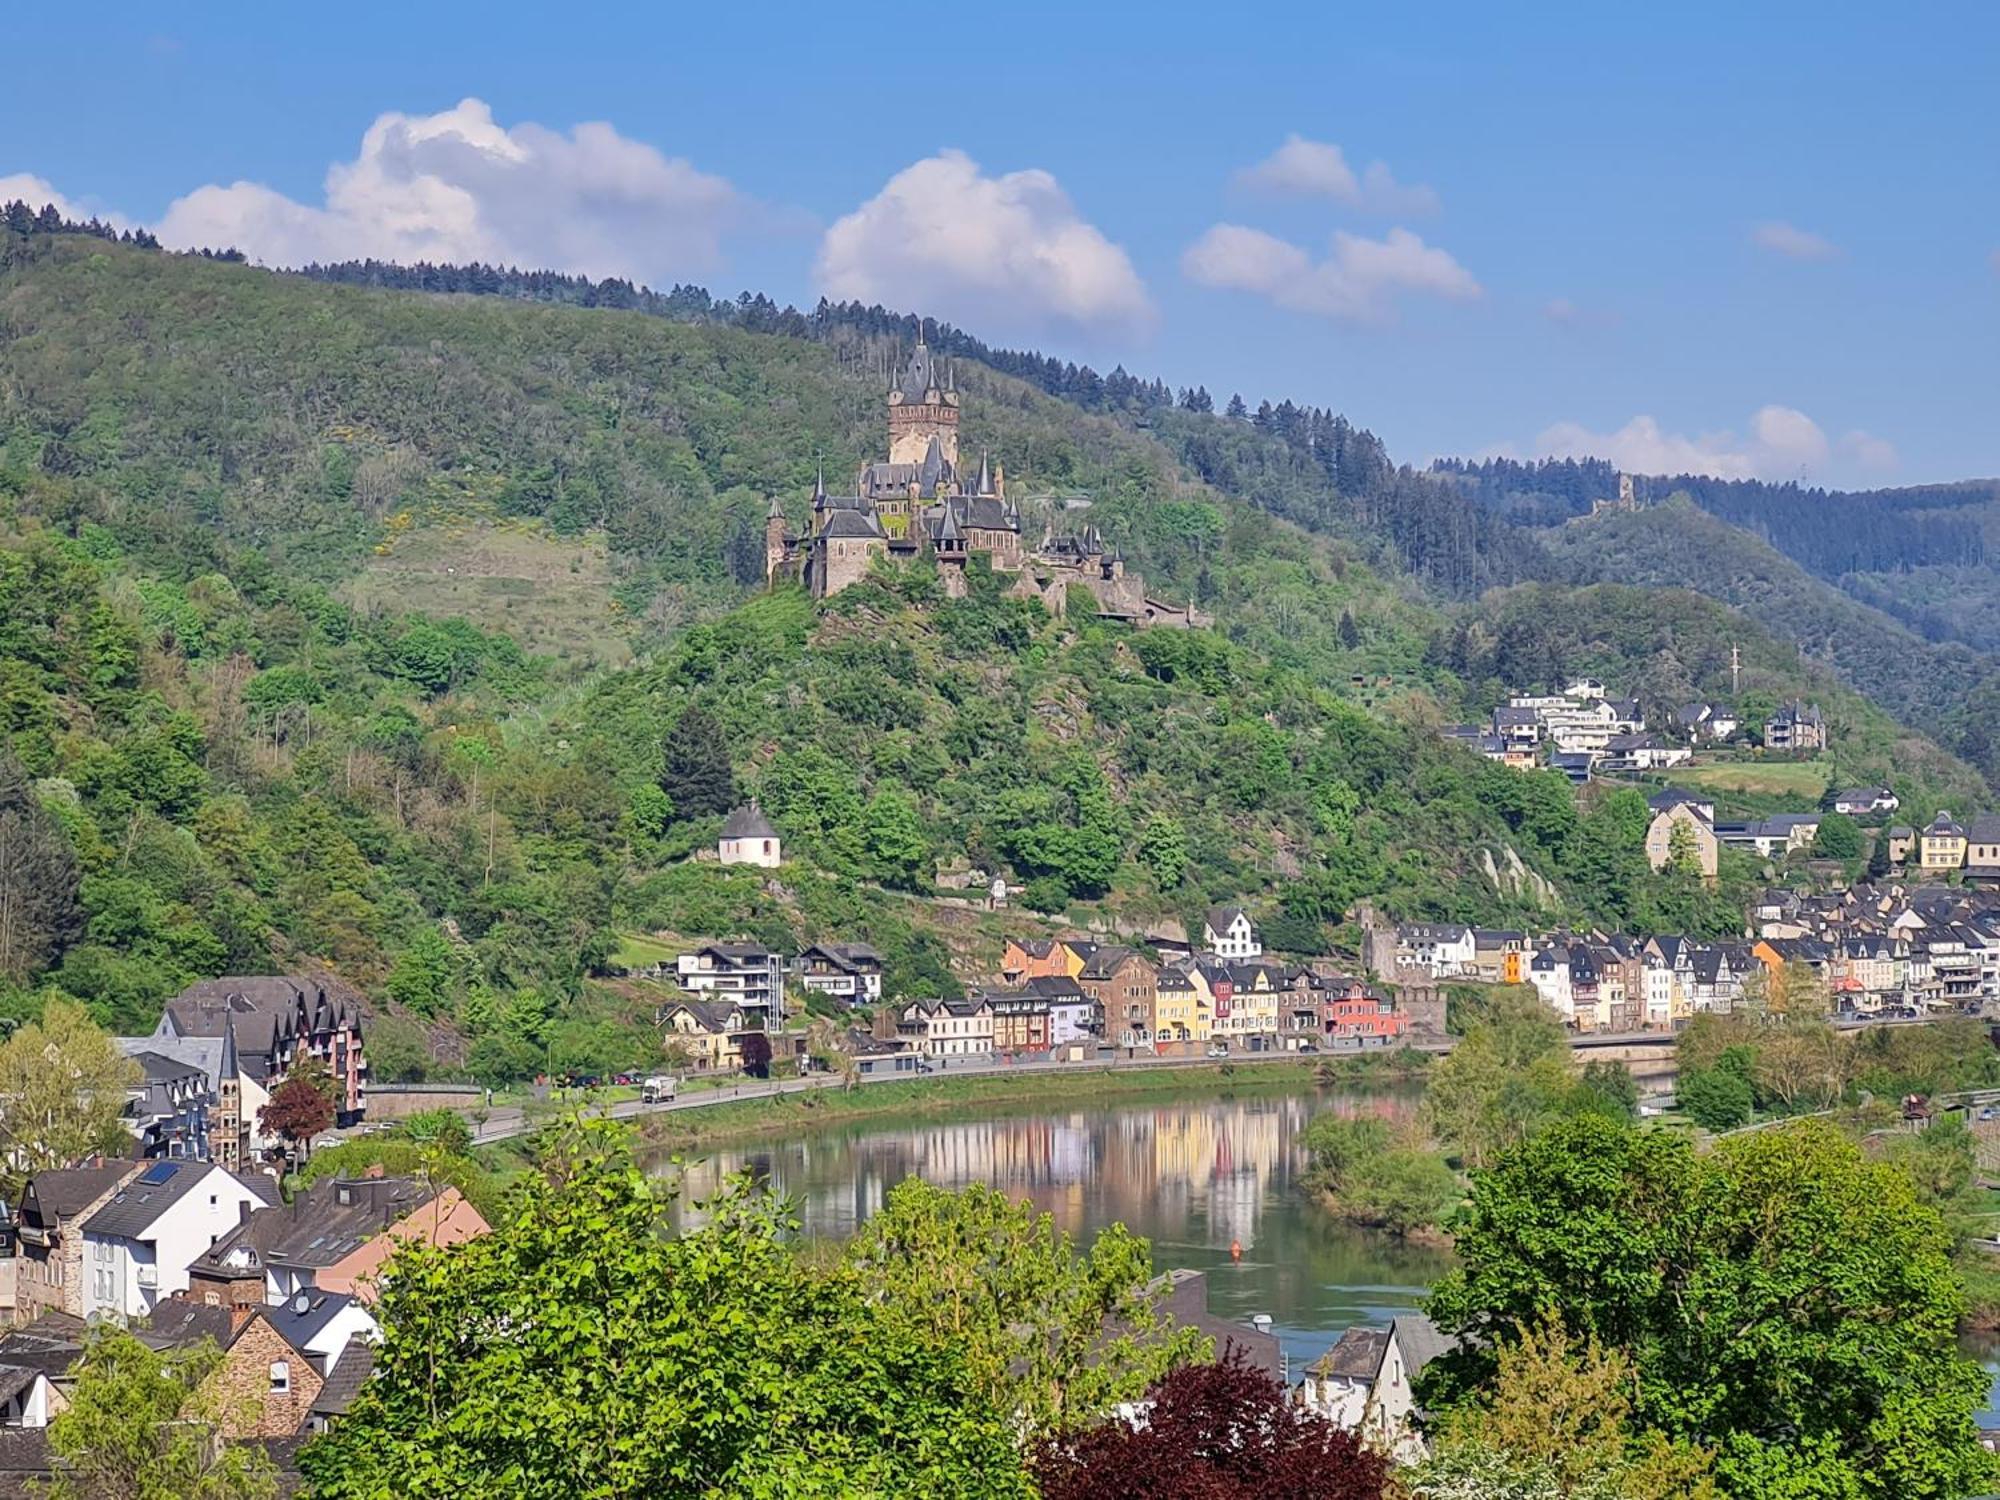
[976,449,991,495]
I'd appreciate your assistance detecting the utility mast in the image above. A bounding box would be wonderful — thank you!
[1730,643,1741,698]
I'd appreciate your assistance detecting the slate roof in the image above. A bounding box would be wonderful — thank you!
[190,1176,446,1280]
[83,1160,219,1241]
[19,1163,134,1227]
[1022,975,1088,1001]
[817,508,884,539]
[139,1299,243,1352]
[1309,1326,1390,1380]
[265,1289,364,1350]
[1077,945,1143,980]
[719,804,777,841]
[1205,905,1251,934]
[309,1340,375,1420]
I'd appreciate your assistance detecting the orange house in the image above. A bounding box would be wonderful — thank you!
[1000,936,1095,984]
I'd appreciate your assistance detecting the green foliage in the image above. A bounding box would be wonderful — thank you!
[1425,1115,1997,1500]
[844,1177,1209,1441]
[659,706,734,821]
[299,1120,1034,1498]
[45,1327,277,1499]
[1812,811,1863,859]
[1676,1061,1754,1131]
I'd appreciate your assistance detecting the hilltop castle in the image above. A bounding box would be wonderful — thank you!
[765,341,1208,628]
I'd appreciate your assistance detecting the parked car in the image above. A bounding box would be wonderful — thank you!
[1206,1042,1230,1059]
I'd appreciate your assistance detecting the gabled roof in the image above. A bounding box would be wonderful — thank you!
[18,1163,135,1227]
[1078,945,1143,980]
[1927,811,1967,837]
[264,1289,365,1350]
[190,1176,446,1278]
[1022,975,1088,1001]
[719,804,776,841]
[1308,1326,1389,1381]
[82,1160,221,1241]
[1204,905,1252,933]
[818,508,884,540]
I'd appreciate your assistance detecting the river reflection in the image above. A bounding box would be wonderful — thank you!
[650,1085,1454,1376]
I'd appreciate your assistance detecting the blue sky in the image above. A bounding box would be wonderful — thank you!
[8,1,1998,486]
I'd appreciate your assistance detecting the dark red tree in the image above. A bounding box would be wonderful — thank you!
[739,1031,773,1080]
[259,1075,335,1156]
[1032,1349,1391,1500]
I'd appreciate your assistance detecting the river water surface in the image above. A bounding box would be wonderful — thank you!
[652,1083,1449,1378]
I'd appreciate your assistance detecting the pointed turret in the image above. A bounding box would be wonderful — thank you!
[219,1011,239,1084]
[976,449,991,496]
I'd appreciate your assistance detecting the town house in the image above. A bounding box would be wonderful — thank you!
[1202,906,1262,959]
[155,976,368,1125]
[81,1160,274,1321]
[1077,947,1158,1047]
[14,1162,138,1322]
[793,943,884,1006]
[895,997,994,1056]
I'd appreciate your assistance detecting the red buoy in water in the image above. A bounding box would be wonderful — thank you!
[1230,1239,1242,1261]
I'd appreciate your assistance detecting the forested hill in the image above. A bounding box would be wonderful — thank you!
[1540,500,2000,787]
[0,223,1987,1083]
[1434,455,2000,653]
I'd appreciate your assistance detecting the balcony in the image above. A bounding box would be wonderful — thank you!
[135,1265,159,1289]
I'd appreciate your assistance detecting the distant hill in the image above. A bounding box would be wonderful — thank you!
[1537,499,2000,790]
[1434,455,2000,653]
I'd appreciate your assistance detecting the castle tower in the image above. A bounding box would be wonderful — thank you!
[887,338,959,467]
[935,503,969,598]
[764,492,790,586]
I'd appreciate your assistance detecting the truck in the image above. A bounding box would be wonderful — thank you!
[641,1075,680,1105]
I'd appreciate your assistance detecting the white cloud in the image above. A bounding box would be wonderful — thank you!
[1235,135,1438,215]
[1751,219,1839,262]
[814,149,1153,338]
[155,97,748,280]
[1182,223,1479,324]
[1517,407,1897,483]
[1839,429,1898,473]
[0,173,130,228]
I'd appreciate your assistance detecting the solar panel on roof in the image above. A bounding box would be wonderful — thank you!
[138,1162,177,1185]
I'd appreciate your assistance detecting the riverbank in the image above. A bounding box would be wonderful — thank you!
[630,1053,1426,1154]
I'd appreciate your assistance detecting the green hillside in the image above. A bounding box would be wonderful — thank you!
[0,228,1980,1084]
[1540,499,2000,790]
[1437,578,1989,811]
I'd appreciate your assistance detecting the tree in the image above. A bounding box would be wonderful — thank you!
[1416,1312,1717,1499]
[0,997,137,1183]
[738,1030,772,1079]
[0,756,82,983]
[1136,815,1189,890]
[861,790,929,889]
[44,1326,277,1500]
[385,924,458,1016]
[1424,1115,1996,1499]
[1812,811,1863,859]
[1424,1004,1573,1168]
[845,1178,1207,1441]
[1867,831,1893,879]
[1033,1350,1391,1500]
[659,707,734,820]
[298,1120,1032,1498]
[259,1073,335,1159]
[1677,1053,1754,1130]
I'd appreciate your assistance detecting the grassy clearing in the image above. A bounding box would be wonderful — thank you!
[340,521,634,672]
[1670,757,1832,799]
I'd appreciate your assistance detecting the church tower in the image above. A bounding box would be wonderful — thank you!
[887,338,959,467]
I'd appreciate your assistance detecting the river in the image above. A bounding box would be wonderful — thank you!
[651,1079,2000,1415]
[652,1082,1450,1378]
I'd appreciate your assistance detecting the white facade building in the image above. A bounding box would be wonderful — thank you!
[1202,906,1262,959]
[81,1160,270,1320]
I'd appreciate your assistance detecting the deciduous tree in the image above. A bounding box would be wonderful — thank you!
[0,997,137,1182]
[44,1326,277,1500]
[299,1120,1032,1498]
[846,1178,1208,1440]
[1033,1350,1390,1500]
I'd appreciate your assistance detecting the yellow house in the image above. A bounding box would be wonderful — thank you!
[1921,812,1968,872]
[1152,965,1211,1042]
[1209,961,1281,1040]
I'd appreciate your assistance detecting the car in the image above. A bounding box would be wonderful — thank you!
[1296,1041,1319,1053]
[1206,1042,1230,1059]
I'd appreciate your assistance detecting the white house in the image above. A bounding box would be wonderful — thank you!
[81,1160,272,1320]
[1527,946,1573,1022]
[1397,924,1477,978]
[794,943,884,1005]
[1023,976,1095,1047]
[676,943,785,1018]
[717,803,781,868]
[1296,1315,1455,1462]
[1203,906,1262,959]
[263,1288,379,1380]
[896,998,994,1056]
